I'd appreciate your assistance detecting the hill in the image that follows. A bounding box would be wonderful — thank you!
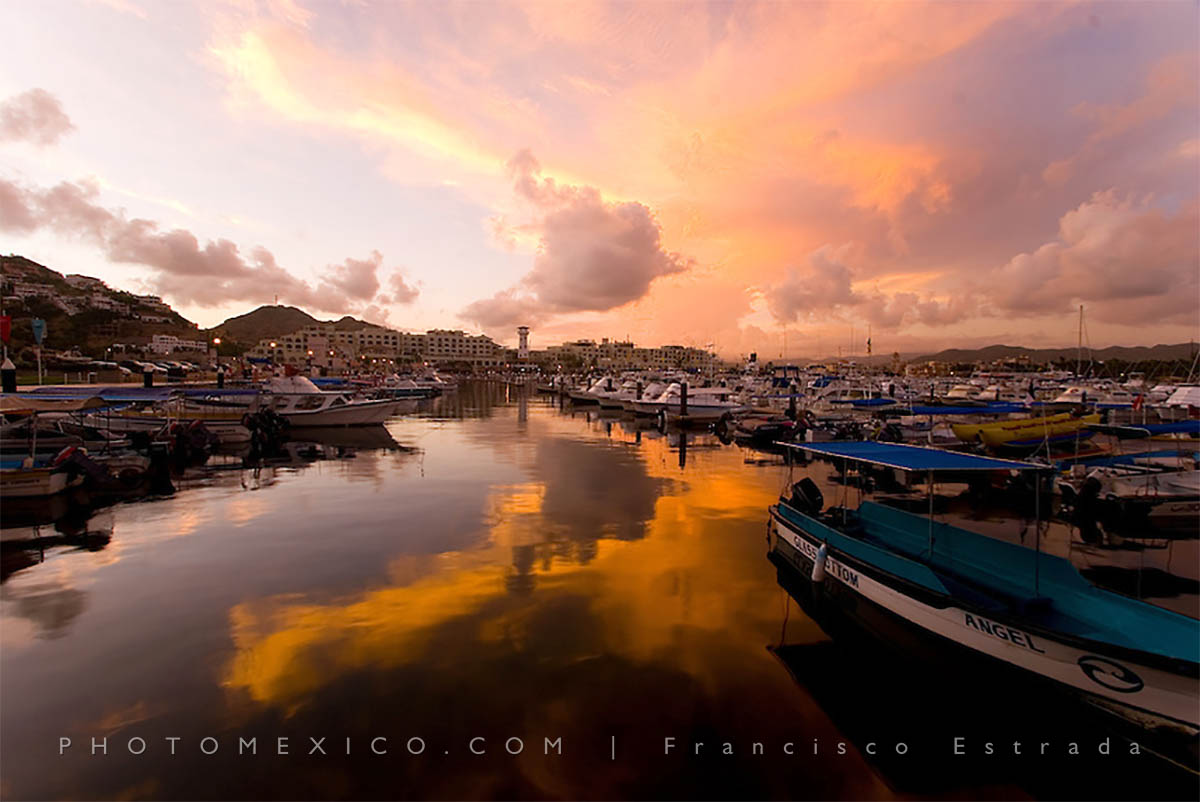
[911,343,1197,364]
[1,254,200,360]
[205,305,376,346]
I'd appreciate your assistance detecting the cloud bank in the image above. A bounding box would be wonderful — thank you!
[0,176,417,316]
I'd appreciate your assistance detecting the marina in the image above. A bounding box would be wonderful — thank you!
[1,380,1197,799]
[2,2,1198,798]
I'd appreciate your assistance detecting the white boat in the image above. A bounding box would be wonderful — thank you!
[620,381,667,412]
[0,459,78,498]
[630,383,745,423]
[264,376,406,427]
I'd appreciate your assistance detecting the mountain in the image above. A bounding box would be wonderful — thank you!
[911,343,1197,364]
[206,305,376,345]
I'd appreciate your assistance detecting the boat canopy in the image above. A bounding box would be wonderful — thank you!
[1085,420,1200,439]
[790,441,1051,472]
[901,403,1027,416]
[25,386,182,402]
[25,386,259,401]
[0,395,109,414]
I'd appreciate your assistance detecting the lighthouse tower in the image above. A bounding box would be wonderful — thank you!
[517,326,530,360]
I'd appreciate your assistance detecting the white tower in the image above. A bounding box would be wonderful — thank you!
[517,326,530,360]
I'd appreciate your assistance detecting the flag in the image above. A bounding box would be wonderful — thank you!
[31,317,46,345]
[1132,394,1144,411]
[0,314,10,344]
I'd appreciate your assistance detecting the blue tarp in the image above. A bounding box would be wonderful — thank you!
[900,403,1028,416]
[24,386,180,401]
[1055,449,1200,470]
[22,386,260,402]
[793,441,1048,472]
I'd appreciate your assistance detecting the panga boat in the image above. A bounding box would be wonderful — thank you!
[952,412,1100,449]
[0,459,79,498]
[767,441,1198,766]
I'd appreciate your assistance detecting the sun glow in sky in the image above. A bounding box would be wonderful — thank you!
[0,0,1196,356]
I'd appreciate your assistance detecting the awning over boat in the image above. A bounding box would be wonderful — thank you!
[25,386,182,402]
[1086,420,1200,439]
[901,403,1028,416]
[0,394,109,414]
[789,441,1050,472]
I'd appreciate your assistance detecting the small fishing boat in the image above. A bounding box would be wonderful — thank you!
[0,459,79,498]
[767,441,1199,768]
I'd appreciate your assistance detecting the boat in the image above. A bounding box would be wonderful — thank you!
[0,459,80,498]
[952,412,1101,449]
[264,376,407,427]
[767,441,1199,768]
[373,376,439,399]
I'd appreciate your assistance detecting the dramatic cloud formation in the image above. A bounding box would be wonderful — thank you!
[766,246,860,323]
[462,150,690,329]
[1,1,1196,348]
[992,190,1199,325]
[0,176,410,315]
[766,245,977,331]
[0,88,74,146]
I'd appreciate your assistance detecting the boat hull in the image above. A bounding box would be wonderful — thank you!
[281,399,404,427]
[0,467,76,498]
[768,506,1199,743]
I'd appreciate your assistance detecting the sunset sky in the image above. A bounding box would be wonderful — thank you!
[1,0,1196,357]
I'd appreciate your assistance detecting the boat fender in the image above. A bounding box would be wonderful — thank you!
[811,544,828,583]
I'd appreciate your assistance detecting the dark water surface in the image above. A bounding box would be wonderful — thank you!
[1,384,1192,800]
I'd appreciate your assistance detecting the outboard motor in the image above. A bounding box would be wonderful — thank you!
[1074,475,1103,544]
[788,477,824,516]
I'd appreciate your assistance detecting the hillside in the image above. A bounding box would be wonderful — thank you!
[205,306,376,347]
[911,343,1197,364]
[0,255,200,360]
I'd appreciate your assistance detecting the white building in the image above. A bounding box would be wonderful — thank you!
[247,325,503,369]
[66,274,108,290]
[150,334,208,354]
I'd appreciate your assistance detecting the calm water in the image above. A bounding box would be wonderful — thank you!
[1,383,1193,800]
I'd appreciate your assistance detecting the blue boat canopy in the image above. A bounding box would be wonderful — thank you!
[1085,420,1200,439]
[790,441,1050,472]
[901,403,1028,416]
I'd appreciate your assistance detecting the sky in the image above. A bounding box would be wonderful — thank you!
[0,0,1196,358]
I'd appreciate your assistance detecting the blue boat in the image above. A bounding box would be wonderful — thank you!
[767,441,1198,768]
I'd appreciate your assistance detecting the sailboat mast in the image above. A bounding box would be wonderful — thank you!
[1076,304,1083,377]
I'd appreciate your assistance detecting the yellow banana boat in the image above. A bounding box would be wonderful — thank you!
[953,413,1101,448]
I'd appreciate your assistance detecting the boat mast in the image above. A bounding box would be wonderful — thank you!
[1076,304,1083,377]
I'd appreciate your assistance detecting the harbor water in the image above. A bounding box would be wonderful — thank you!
[1,382,1195,800]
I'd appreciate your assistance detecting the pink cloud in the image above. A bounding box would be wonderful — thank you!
[0,89,74,146]
[462,150,690,329]
[0,175,411,316]
[991,190,1199,324]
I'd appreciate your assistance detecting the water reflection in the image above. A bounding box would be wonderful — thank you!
[0,382,1194,800]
